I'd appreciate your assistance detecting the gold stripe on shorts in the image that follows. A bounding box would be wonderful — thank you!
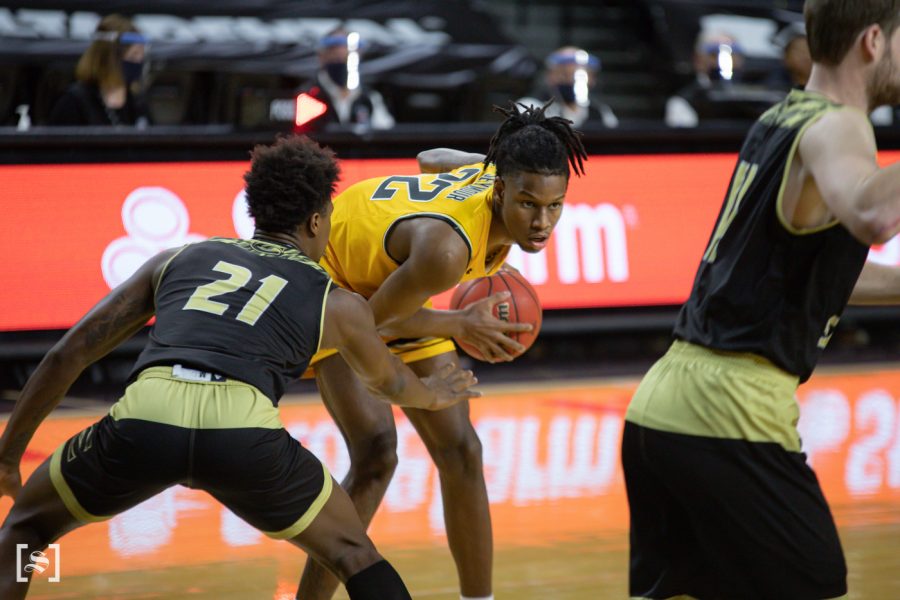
[263,462,333,540]
[50,444,109,523]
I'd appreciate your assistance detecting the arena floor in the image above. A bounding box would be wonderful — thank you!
[7,366,900,599]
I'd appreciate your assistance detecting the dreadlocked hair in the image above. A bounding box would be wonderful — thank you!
[484,101,587,179]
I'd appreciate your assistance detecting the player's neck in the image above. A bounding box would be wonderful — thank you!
[253,230,304,253]
[805,63,871,112]
[487,207,513,259]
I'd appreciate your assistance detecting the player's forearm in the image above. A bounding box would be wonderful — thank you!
[848,261,900,305]
[366,356,437,409]
[854,164,900,244]
[377,307,464,340]
[417,149,486,174]
[0,349,84,465]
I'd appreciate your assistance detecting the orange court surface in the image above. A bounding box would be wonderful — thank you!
[6,366,900,599]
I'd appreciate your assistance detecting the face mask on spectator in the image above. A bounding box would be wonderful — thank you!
[556,84,577,103]
[121,59,144,85]
[324,62,349,88]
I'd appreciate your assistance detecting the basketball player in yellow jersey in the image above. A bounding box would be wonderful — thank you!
[298,103,587,600]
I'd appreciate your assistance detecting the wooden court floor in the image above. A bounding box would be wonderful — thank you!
[8,368,900,599]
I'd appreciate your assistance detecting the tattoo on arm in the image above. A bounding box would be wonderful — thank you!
[82,289,153,353]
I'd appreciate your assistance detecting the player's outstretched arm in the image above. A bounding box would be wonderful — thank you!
[417,148,487,174]
[800,108,900,244]
[321,287,479,410]
[849,261,900,305]
[0,248,177,499]
[370,219,531,361]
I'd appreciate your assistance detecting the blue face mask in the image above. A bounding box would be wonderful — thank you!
[324,62,349,88]
[121,60,144,85]
[556,83,577,104]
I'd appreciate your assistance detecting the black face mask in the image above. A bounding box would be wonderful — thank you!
[556,83,577,103]
[121,60,144,85]
[324,62,349,88]
[707,66,724,81]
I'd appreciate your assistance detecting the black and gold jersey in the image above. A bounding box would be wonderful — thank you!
[674,90,869,382]
[131,237,333,403]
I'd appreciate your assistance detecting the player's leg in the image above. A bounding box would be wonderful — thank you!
[296,352,399,599]
[403,351,492,599]
[621,421,710,600]
[0,459,84,599]
[287,476,411,600]
[0,413,177,599]
[194,407,407,600]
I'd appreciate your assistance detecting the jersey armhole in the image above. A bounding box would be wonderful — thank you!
[775,107,843,236]
[381,213,474,266]
[315,278,335,354]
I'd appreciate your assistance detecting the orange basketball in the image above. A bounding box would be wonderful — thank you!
[449,270,542,361]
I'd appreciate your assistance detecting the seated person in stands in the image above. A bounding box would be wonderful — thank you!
[49,14,150,127]
[518,46,619,128]
[665,31,766,127]
[766,22,812,93]
[299,28,394,131]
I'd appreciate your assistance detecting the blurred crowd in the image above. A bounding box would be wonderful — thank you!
[11,8,893,132]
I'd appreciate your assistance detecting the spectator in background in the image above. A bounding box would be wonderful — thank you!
[766,22,812,93]
[665,32,747,127]
[518,46,619,128]
[301,28,395,131]
[49,14,150,127]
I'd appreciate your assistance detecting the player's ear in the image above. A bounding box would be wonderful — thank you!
[493,176,505,207]
[861,24,884,63]
[307,211,321,236]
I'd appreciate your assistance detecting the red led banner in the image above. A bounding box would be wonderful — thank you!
[3,152,900,331]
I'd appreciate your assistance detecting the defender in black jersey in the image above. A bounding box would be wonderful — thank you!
[623,2,900,599]
[0,136,478,600]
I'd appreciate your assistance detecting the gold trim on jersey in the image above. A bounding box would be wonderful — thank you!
[382,212,474,265]
[775,111,844,235]
[759,89,846,236]
[625,341,801,452]
[154,245,189,300]
[211,237,328,274]
[316,279,334,353]
[109,367,283,429]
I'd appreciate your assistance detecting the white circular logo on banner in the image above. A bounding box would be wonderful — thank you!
[102,187,205,289]
[122,187,189,242]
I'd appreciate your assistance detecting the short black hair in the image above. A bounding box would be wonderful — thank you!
[243,136,340,234]
[484,101,587,179]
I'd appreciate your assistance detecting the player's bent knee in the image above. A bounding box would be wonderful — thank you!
[332,541,382,582]
[430,432,483,475]
[349,431,399,480]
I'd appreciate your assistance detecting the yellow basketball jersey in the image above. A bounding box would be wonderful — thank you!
[322,163,510,298]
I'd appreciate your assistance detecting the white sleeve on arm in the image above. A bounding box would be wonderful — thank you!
[665,96,698,128]
[369,91,395,130]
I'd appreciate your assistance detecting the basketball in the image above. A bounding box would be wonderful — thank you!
[449,270,542,361]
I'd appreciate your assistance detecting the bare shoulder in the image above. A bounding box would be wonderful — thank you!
[801,107,876,156]
[325,287,369,320]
